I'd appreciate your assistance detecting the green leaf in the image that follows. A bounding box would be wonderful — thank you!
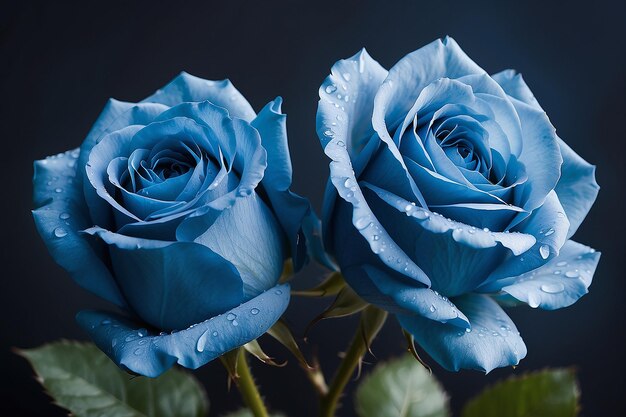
[222,408,286,417]
[18,340,209,417]
[461,368,579,417]
[355,354,450,417]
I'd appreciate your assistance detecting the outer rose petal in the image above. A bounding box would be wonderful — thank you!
[317,49,430,286]
[492,69,599,236]
[77,284,290,377]
[177,193,285,299]
[495,240,600,310]
[398,293,527,372]
[252,98,312,269]
[32,149,126,307]
[142,72,257,122]
[86,227,244,331]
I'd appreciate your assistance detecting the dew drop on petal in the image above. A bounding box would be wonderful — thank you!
[226,313,236,321]
[539,245,550,259]
[54,227,68,238]
[528,292,541,308]
[565,270,579,278]
[196,330,210,352]
[325,84,337,94]
[354,217,372,230]
[59,212,71,220]
[251,308,260,315]
[541,282,565,294]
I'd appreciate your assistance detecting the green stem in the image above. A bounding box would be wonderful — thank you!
[235,349,269,417]
[319,307,387,417]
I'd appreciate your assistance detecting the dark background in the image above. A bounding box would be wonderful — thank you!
[1,0,624,416]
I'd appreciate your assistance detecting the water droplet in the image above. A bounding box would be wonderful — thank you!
[411,210,430,220]
[212,331,218,337]
[54,187,63,193]
[553,270,561,275]
[336,140,345,147]
[557,212,565,218]
[528,292,541,308]
[323,130,334,138]
[372,235,380,241]
[125,334,138,342]
[342,72,351,81]
[344,178,354,188]
[196,330,210,352]
[483,227,490,232]
[346,191,354,198]
[275,289,283,295]
[325,84,337,94]
[138,339,148,345]
[541,282,565,294]
[556,261,568,267]
[71,149,80,158]
[54,227,68,238]
[465,328,471,333]
[251,308,260,315]
[232,320,239,326]
[429,304,436,313]
[544,228,555,236]
[111,338,118,347]
[101,319,111,325]
[565,270,579,278]
[137,328,147,337]
[59,212,71,220]
[226,313,237,321]
[67,160,76,168]
[539,245,550,259]
[354,217,373,230]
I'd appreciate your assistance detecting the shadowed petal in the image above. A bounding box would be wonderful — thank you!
[76,284,290,377]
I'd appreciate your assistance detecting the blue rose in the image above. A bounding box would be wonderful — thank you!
[33,73,311,377]
[316,37,600,372]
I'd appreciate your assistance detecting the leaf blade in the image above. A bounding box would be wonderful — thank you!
[18,340,209,417]
[461,368,579,417]
[355,354,449,417]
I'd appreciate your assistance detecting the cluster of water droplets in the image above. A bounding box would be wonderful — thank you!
[510,246,597,308]
[40,149,81,240]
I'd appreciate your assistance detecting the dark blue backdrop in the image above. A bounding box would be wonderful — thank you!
[2,0,624,415]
